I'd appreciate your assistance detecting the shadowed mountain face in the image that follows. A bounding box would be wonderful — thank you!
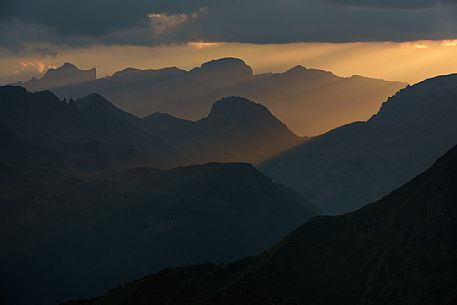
[0,121,62,166]
[0,86,179,169]
[140,97,303,164]
[0,163,319,305]
[261,74,457,214]
[40,58,405,136]
[0,87,170,152]
[65,145,457,305]
[18,63,96,92]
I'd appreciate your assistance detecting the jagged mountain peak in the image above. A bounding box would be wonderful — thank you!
[144,112,184,122]
[44,62,94,76]
[70,93,127,115]
[22,63,97,92]
[59,62,78,70]
[286,65,308,73]
[75,92,110,106]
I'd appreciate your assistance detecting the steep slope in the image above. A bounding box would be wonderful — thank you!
[262,74,457,214]
[0,86,178,168]
[0,163,319,305]
[70,93,173,155]
[19,63,96,91]
[0,120,62,167]
[140,97,303,164]
[67,145,457,305]
[47,59,405,136]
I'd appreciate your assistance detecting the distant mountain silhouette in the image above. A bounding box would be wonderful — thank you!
[17,63,96,92]
[33,58,405,136]
[0,163,319,305]
[65,144,457,305]
[139,97,303,164]
[261,74,457,214]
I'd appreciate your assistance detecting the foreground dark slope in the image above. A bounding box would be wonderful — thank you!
[262,74,457,214]
[48,59,405,136]
[68,145,457,305]
[140,97,302,164]
[0,163,319,305]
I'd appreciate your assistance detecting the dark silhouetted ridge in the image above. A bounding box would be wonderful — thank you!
[0,162,319,305]
[67,144,457,305]
[0,86,179,168]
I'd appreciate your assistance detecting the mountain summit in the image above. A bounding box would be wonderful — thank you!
[202,97,289,131]
[191,58,253,80]
[140,96,302,164]
[19,62,96,91]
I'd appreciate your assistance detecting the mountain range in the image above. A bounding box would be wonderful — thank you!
[261,74,457,214]
[0,86,300,169]
[65,144,457,305]
[18,58,406,136]
[0,162,319,305]
[0,85,316,305]
[3,62,457,305]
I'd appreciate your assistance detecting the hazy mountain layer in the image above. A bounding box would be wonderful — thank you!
[17,63,96,91]
[0,86,302,168]
[40,59,405,136]
[262,74,457,214]
[66,144,457,305]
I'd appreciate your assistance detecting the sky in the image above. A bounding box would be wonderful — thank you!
[2,0,457,84]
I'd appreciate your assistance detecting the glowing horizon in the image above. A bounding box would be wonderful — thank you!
[3,39,457,85]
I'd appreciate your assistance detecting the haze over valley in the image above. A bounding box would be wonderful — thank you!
[1,1,457,305]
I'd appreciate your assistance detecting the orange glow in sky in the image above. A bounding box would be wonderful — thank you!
[3,40,457,85]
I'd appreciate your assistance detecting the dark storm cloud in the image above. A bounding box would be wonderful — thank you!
[33,47,58,58]
[322,0,457,9]
[1,0,457,51]
[0,0,14,21]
